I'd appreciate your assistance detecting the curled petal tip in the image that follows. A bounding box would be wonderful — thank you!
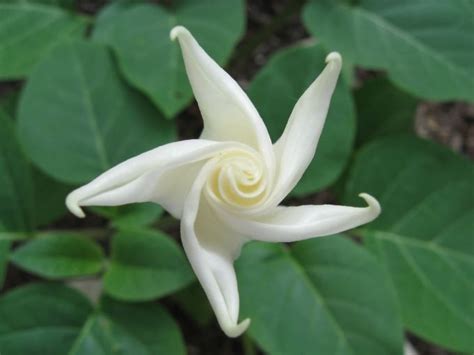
[358,193,381,217]
[325,52,342,66]
[223,318,251,338]
[65,193,85,218]
[170,25,189,41]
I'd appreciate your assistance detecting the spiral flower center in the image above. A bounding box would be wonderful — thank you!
[206,150,268,209]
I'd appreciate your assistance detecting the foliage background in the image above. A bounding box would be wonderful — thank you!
[0,0,473,354]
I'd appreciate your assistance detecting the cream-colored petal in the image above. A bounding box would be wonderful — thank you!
[171,26,275,176]
[270,52,342,204]
[66,139,242,219]
[181,159,250,337]
[216,193,380,242]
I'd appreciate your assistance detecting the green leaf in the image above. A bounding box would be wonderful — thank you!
[93,203,164,229]
[236,236,404,355]
[10,232,104,278]
[0,231,30,242]
[0,0,75,7]
[172,282,214,327]
[102,297,185,354]
[70,297,186,355]
[303,0,474,101]
[88,0,144,20]
[0,239,10,290]
[111,203,163,229]
[355,77,418,146]
[0,89,19,117]
[0,108,35,231]
[0,283,92,355]
[0,3,88,79]
[344,135,474,352]
[18,40,176,184]
[32,169,72,227]
[0,283,186,354]
[100,297,185,355]
[104,229,194,301]
[0,105,70,230]
[248,42,355,195]
[92,0,245,118]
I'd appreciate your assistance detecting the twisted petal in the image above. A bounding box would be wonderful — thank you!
[66,139,241,219]
[171,26,275,175]
[216,193,381,242]
[181,159,250,337]
[270,52,342,203]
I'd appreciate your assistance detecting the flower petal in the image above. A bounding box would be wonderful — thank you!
[270,52,342,203]
[171,26,274,174]
[181,159,250,337]
[216,193,380,242]
[66,139,241,219]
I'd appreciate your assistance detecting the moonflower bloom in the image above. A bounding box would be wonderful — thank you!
[66,26,381,337]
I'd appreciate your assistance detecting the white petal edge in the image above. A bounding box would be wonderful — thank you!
[170,26,275,180]
[269,52,342,205]
[215,193,381,242]
[181,158,250,337]
[66,139,245,219]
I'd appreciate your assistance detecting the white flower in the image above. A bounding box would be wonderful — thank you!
[66,26,381,337]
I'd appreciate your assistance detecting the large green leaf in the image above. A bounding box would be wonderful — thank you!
[172,282,214,327]
[0,3,87,79]
[92,0,245,118]
[18,40,176,184]
[248,42,355,196]
[69,297,185,355]
[236,236,403,355]
[344,135,474,352]
[104,229,194,301]
[303,0,474,101]
[32,168,72,227]
[0,283,92,355]
[354,77,417,146]
[0,283,186,355]
[10,232,104,279]
[0,108,35,231]
[0,105,70,231]
[0,89,19,117]
[100,298,186,355]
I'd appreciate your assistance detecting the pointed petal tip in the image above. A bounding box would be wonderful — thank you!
[223,318,251,338]
[65,193,86,218]
[326,51,342,65]
[170,25,189,41]
[326,52,342,73]
[358,193,381,217]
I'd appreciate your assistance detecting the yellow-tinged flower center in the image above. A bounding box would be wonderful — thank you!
[206,150,268,210]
